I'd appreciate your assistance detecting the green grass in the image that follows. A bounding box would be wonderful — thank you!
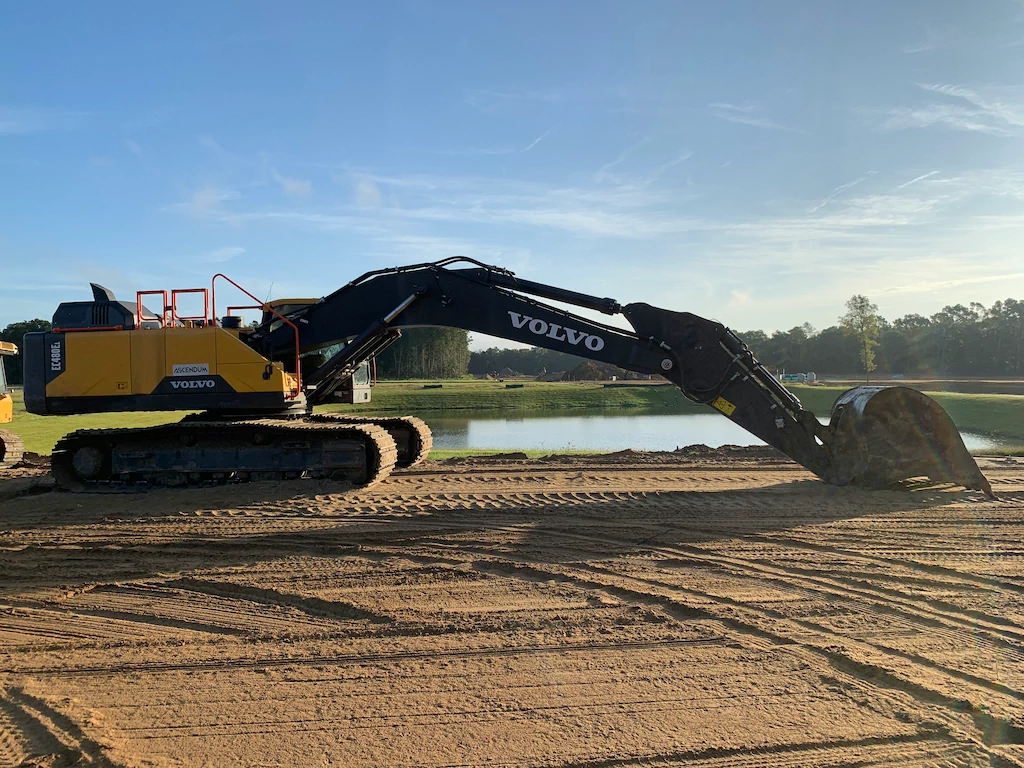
[5,381,1024,456]
[785,385,1024,443]
[427,448,604,460]
[332,380,701,413]
[6,391,190,455]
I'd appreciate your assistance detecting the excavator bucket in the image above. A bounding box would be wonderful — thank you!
[826,386,993,497]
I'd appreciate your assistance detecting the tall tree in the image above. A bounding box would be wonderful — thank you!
[840,295,880,380]
[0,319,52,385]
[374,328,470,379]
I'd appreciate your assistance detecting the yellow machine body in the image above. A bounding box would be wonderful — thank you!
[24,326,297,415]
[0,340,16,424]
[0,340,22,468]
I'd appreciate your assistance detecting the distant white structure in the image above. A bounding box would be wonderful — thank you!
[779,372,816,383]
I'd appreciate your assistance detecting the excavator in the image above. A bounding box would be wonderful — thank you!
[19,257,992,496]
[0,341,24,469]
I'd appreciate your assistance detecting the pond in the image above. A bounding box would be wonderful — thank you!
[421,408,1009,453]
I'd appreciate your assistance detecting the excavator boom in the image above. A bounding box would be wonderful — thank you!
[251,258,991,495]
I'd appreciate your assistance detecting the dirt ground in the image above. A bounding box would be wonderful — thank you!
[1,449,1023,767]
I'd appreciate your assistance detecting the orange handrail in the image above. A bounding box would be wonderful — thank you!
[170,288,210,324]
[136,290,169,328]
[212,274,302,398]
[226,304,266,318]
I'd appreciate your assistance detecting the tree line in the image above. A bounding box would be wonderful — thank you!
[374,328,471,379]
[4,295,1024,382]
[467,347,585,377]
[740,297,1024,378]
[0,320,50,385]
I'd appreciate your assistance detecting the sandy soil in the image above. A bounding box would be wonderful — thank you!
[1,449,1023,767]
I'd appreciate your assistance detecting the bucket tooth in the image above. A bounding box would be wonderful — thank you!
[826,386,993,497]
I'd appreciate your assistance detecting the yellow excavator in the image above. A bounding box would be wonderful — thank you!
[0,340,24,469]
[18,259,992,496]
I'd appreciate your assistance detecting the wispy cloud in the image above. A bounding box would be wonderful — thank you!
[882,103,1001,134]
[807,173,875,213]
[879,271,1024,294]
[168,166,1024,289]
[199,135,223,151]
[903,25,960,54]
[924,83,1024,126]
[199,246,245,263]
[437,145,522,156]
[595,138,651,181]
[124,139,143,157]
[519,129,551,153]
[162,164,1024,329]
[595,140,691,185]
[464,88,563,113]
[645,151,693,184]
[881,83,1024,135]
[351,173,382,208]
[709,102,804,133]
[0,105,83,134]
[725,288,752,309]
[892,171,939,191]
[437,128,553,157]
[172,185,241,218]
[271,168,313,198]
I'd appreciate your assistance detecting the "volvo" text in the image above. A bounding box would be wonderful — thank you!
[508,312,605,351]
[169,379,216,390]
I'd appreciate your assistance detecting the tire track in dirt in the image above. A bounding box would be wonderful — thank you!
[164,578,394,624]
[2,636,726,677]
[1,456,1021,767]
[328,511,1024,670]
[541,733,962,768]
[754,533,1024,595]
[360,487,1024,757]
[456,554,1024,756]
[549,523,1024,659]
[0,685,121,766]
[479,505,1024,676]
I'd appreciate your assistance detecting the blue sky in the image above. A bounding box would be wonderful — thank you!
[3,1,1024,348]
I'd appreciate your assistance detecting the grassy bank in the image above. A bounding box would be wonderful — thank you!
[5,381,1023,456]
[6,391,190,456]
[786,386,1024,443]
[338,380,701,412]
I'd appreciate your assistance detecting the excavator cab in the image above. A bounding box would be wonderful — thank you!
[0,341,24,468]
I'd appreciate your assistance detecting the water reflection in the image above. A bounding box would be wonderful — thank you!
[421,409,1006,453]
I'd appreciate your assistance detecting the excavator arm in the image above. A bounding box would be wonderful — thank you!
[251,258,991,495]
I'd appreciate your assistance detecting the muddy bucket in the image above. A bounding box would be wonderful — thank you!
[826,386,993,497]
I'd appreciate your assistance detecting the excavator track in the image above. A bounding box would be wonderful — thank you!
[50,420,397,493]
[308,414,432,467]
[181,412,433,468]
[0,429,24,469]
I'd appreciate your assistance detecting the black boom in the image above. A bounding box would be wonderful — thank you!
[249,258,834,481]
